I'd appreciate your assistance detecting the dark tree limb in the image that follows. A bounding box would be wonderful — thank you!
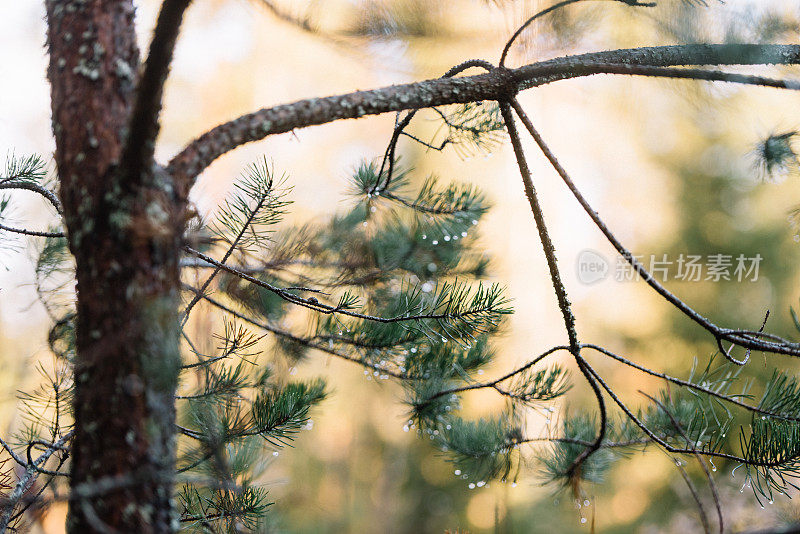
[0,223,64,238]
[121,0,192,191]
[167,44,800,189]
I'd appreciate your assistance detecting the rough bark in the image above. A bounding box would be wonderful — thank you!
[45,1,182,531]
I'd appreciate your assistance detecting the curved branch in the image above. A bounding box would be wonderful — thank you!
[167,44,800,186]
[499,0,586,67]
[259,1,315,33]
[0,182,63,216]
[0,436,29,469]
[375,59,495,194]
[0,431,73,531]
[581,358,744,463]
[580,359,800,469]
[498,0,658,68]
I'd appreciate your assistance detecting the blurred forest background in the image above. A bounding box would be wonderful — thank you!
[2,0,800,532]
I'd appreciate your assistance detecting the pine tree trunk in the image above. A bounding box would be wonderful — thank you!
[45,1,182,531]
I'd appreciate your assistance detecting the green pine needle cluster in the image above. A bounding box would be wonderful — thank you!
[1,153,47,184]
[538,414,618,487]
[436,101,506,157]
[436,416,518,483]
[211,158,291,253]
[508,365,571,406]
[755,131,799,179]
[742,417,800,503]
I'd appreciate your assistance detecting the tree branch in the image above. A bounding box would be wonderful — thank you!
[375,59,495,194]
[542,63,800,91]
[121,0,192,189]
[579,360,796,468]
[0,222,63,238]
[180,178,271,325]
[582,343,800,423]
[415,345,570,410]
[497,0,659,67]
[0,182,63,216]
[167,44,800,187]
[184,246,505,327]
[0,431,73,531]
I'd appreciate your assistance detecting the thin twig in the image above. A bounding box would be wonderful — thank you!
[582,343,800,423]
[181,179,272,324]
[415,345,570,410]
[640,391,723,533]
[498,0,659,67]
[581,360,800,468]
[0,223,64,238]
[500,100,608,480]
[0,431,73,531]
[517,436,651,448]
[375,59,495,194]
[0,438,30,469]
[183,246,504,327]
[181,284,417,380]
[675,459,712,534]
[509,98,800,360]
